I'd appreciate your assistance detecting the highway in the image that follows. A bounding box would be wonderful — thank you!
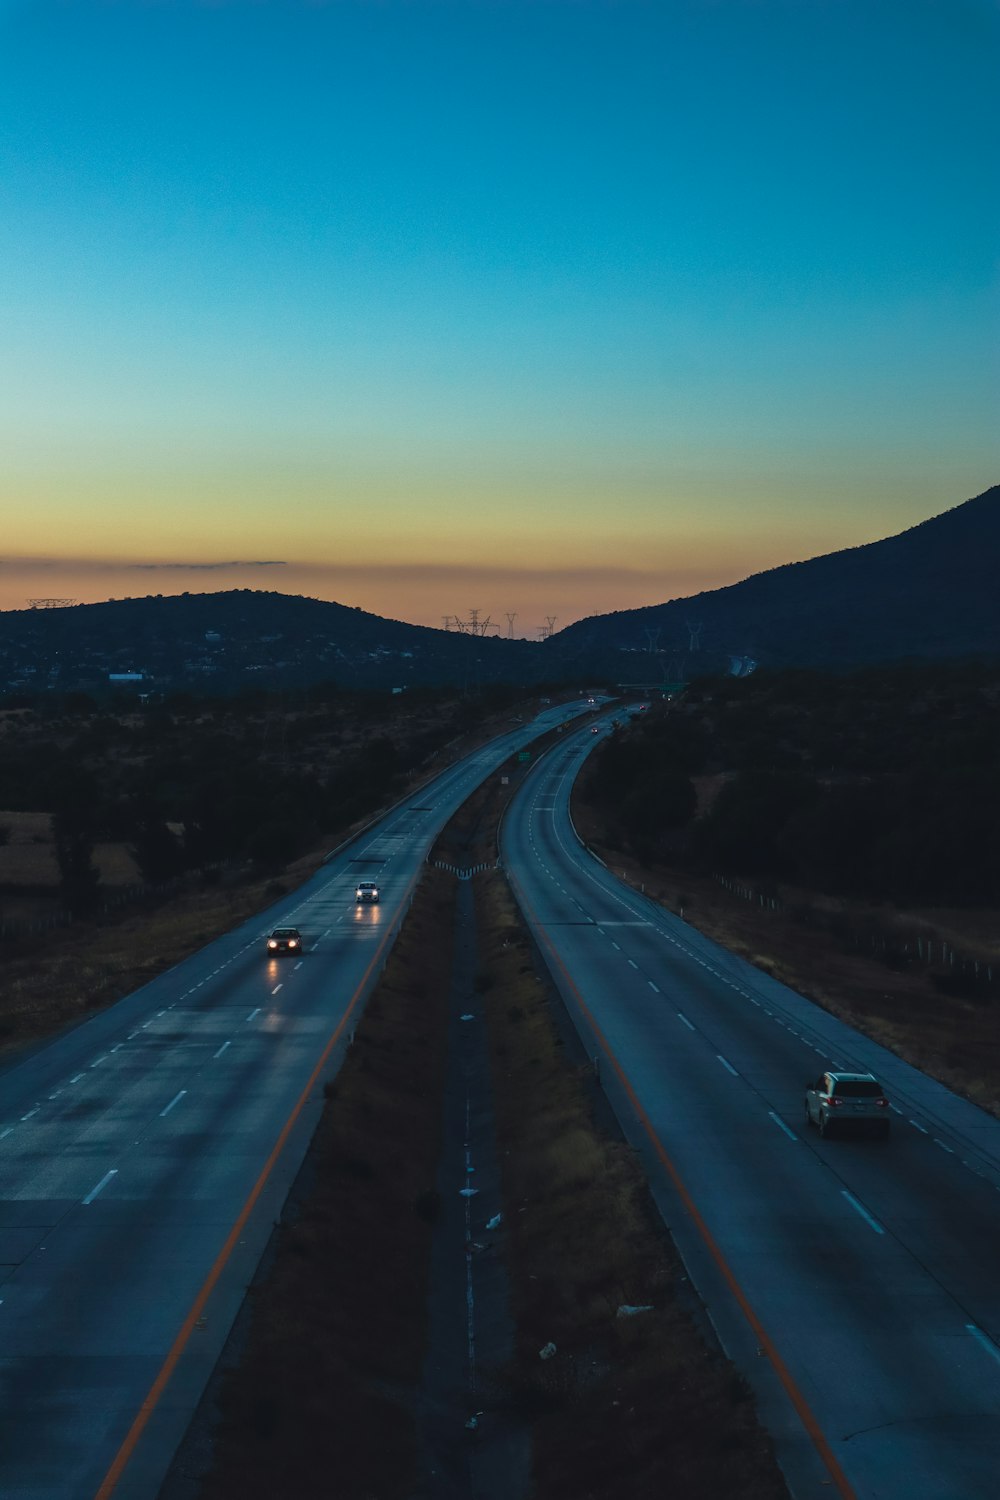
[0,700,589,1500]
[501,723,1000,1500]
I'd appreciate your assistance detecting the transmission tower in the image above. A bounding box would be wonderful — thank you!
[644,627,661,653]
[505,612,517,639]
[685,619,704,651]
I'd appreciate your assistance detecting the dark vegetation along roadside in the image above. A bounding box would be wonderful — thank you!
[0,682,536,1052]
[578,661,1000,1115]
[165,748,788,1500]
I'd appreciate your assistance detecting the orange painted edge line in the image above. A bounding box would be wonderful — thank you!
[515,872,858,1500]
[93,905,406,1500]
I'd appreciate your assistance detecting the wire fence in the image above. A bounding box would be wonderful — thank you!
[713,873,996,993]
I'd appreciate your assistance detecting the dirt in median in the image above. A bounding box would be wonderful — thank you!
[167,757,789,1500]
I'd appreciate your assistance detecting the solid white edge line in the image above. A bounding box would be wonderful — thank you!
[83,1168,118,1205]
[841,1190,885,1234]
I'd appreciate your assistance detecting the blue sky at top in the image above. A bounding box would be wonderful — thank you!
[0,0,996,628]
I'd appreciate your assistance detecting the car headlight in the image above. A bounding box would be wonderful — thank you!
[267,940,277,949]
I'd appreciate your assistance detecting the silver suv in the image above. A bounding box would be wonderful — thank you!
[355,880,380,903]
[805,1071,890,1139]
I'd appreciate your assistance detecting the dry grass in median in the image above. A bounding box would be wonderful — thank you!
[475,872,789,1500]
[195,868,456,1500]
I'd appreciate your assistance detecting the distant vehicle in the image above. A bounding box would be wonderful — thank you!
[804,1072,890,1138]
[590,725,600,734]
[266,926,302,956]
[355,880,380,903]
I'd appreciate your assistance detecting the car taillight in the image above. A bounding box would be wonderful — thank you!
[823,1095,843,1107]
[875,1098,888,1107]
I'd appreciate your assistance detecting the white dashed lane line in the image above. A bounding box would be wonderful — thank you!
[841,1190,884,1235]
[716,1055,739,1077]
[82,1169,117,1205]
[245,1008,261,1023]
[648,981,660,993]
[271,984,283,995]
[769,1112,798,1141]
[677,1013,695,1032]
[213,1040,231,1060]
[967,1325,1000,1367]
[159,1090,187,1118]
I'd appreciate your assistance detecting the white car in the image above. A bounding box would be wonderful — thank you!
[355,880,380,904]
[805,1071,890,1138]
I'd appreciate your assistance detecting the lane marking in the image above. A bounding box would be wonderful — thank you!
[0,1127,13,1139]
[910,1120,929,1134]
[213,1041,231,1060]
[841,1191,885,1235]
[507,872,859,1500]
[966,1324,1000,1367]
[768,1111,797,1141]
[648,981,660,993]
[20,1108,38,1121]
[933,1138,955,1155]
[83,1169,118,1205]
[160,1091,187,1118]
[627,959,638,970]
[717,1055,738,1077]
[245,1008,261,1022]
[677,1012,695,1031]
[69,1074,84,1084]
[271,984,283,995]
[94,867,414,1500]
[90,1056,107,1068]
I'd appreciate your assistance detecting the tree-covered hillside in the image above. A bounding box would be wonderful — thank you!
[586,663,1000,906]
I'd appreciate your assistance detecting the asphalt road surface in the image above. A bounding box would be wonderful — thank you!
[0,701,590,1500]
[501,722,1000,1500]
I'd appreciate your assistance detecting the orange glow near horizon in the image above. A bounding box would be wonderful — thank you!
[0,535,849,633]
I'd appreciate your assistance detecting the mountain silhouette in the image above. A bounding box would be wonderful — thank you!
[1,485,997,695]
[547,483,1000,673]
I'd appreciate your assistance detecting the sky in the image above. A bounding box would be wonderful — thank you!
[1,0,997,635]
